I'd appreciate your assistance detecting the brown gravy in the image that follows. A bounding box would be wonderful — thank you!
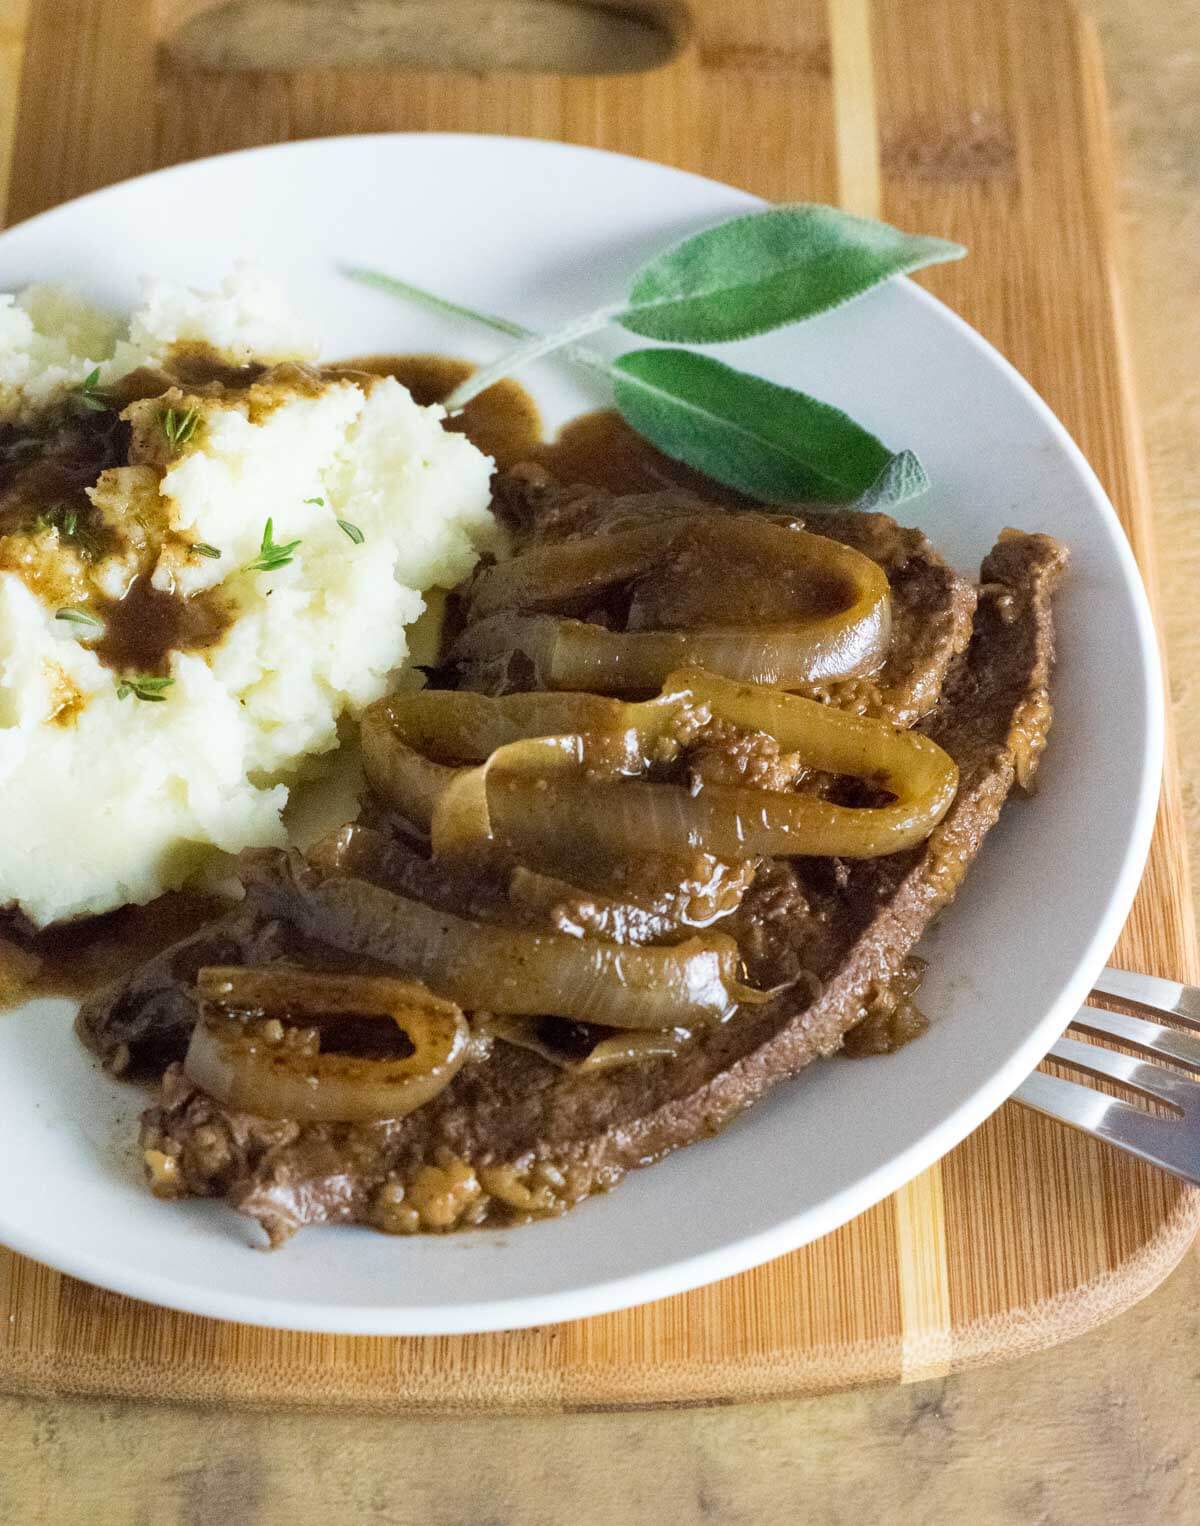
[93,574,229,677]
[339,353,544,470]
[0,891,227,1009]
[538,408,748,503]
[0,395,231,675]
[0,408,126,548]
[0,353,735,1006]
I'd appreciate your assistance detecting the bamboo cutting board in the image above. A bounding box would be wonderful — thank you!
[0,0,1196,1411]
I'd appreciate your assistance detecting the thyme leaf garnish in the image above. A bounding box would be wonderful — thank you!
[116,675,175,703]
[243,518,301,573]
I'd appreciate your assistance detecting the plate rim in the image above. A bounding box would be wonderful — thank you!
[0,131,1164,1334]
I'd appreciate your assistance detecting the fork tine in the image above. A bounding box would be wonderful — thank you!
[1070,1006,1200,1074]
[1093,967,1200,1032]
[1011,967,1200,1187]
[1012,1071,1200,1186]
[1046,1035,1197,1112]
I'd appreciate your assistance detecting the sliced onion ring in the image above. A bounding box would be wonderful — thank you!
[361,680,707,853]
[450,606,889,695]
[580,1028,693,1071]
[453,516,891,693]
[360,666,958,864]
[248,875,766,1029]
[184,967,469,1122]
[485,667,959,862]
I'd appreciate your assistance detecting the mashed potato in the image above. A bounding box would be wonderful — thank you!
[0,271,496,925]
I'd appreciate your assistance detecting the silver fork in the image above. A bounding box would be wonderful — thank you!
[1011,968,1200,1185]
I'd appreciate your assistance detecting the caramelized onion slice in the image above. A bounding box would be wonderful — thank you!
[483,1015,692,1072]
[580,1028,692,1071]
[487,667,959,861]
[453,517,891,693]
[249,876,765,1028]
[184,967,469,1123]
[361,681,707,841]
[450,608,890,695]
[361,667,958,864]
[477,1014,584,1070]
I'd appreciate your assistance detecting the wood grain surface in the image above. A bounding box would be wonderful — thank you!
[0,0,1196,1416]
[0,1,30,216]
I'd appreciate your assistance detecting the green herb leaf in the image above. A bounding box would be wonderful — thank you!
[161,407,200,448]
[620,205,964,344]
[610,349,894,503]
[55,607,103,629]
[116,675,175,703]
[853,449,929,510]
[303,496,325,507]
[337,519,365,544]
[37,502,104,558]
[191,542,222,559]
[73,366,111,412]
[243,518,301,573]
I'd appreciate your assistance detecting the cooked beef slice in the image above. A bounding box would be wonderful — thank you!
[137,530,1064,1243]
[76,907,289,1076]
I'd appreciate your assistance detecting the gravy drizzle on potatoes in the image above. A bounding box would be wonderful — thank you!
[0,272,496,927]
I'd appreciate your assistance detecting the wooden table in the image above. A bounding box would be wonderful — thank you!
[0,1,1197,1519]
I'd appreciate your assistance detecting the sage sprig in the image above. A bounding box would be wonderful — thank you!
[381,205,961,413]
[347,204,963,507]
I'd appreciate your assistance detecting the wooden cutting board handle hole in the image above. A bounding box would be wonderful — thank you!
[159,0,690,75]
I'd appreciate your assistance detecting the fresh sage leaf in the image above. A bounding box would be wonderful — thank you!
[853,449,929,511]
[620,205,964,344]
[611,349,894,503]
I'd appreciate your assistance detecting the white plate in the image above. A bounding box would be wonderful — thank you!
[0,135,1161,1335]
